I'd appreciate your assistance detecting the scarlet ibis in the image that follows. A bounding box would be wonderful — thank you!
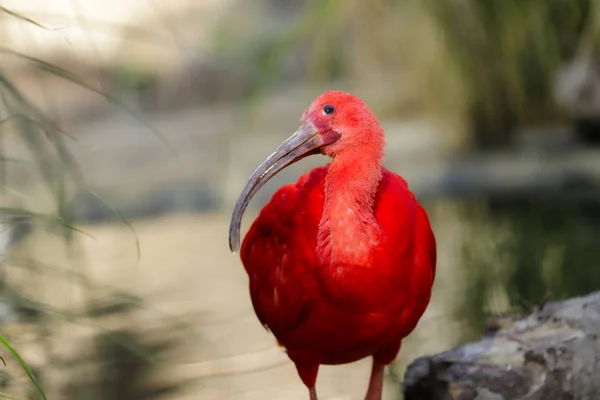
[228,91,436,400]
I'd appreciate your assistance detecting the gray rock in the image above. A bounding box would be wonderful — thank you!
[404,291,600,400]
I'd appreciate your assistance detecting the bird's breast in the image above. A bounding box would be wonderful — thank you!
[312,257,408,316]
[316,204,382,267]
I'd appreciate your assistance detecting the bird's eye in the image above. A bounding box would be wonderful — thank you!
[323,105,335,115]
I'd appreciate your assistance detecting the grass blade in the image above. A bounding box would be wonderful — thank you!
[0,207,92,238]
[0,336,46,400]
[0,392,23,400]
[0,6,62,31]
[0,47,177,158]
[88,189,141,265]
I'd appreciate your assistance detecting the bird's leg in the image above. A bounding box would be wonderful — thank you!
[295,362,319,400]
[364,360,385,400]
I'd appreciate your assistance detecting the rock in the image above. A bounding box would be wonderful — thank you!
[403,291,600,400]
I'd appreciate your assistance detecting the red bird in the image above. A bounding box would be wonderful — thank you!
[229,91,436,400]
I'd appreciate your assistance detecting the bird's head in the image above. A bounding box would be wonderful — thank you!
[299,90,383,157]
[228,90,384,252]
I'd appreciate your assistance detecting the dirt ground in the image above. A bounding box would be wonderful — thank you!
[5,207,465,400]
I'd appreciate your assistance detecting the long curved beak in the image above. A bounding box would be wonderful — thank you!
[228,121,322,252]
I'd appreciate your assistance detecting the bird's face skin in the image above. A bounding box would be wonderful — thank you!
[228,91,382,252]
[300,91,382,158]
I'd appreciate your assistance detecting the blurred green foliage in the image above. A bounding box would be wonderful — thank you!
[213,0,600,149]
[423,0,598,148]
[0,7,180,399]
[457,196,600,340]
[108,65,159,105]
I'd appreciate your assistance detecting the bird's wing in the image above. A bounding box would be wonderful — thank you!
[376,168,436,281]
[240,166,327,339]
[375,169,437,338]
[415,202,437,279]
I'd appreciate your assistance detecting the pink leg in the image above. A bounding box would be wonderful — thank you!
[295,362,319,400]
[364,360,385,400]
[366,339,402,400]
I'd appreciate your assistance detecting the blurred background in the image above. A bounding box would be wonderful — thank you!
[0,0,599,398]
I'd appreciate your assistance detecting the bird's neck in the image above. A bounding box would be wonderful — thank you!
[317,148,383,266]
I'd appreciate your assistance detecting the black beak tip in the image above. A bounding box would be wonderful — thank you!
[228,226,240,254]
